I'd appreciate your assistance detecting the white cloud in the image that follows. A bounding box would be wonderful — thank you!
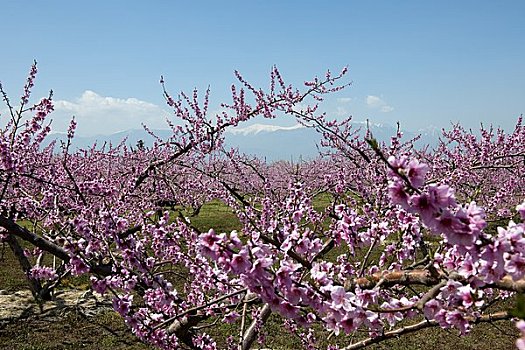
[228,123,305,136]
[51,91,172,136]
[366,95,383,108]
[366,95,394,113]
[336,106,349,116]
[337,97,353,103]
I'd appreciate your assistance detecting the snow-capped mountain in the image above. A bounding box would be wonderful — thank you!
[46,122,439,161]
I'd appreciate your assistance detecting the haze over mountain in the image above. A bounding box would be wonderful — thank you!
[47,122,439,161]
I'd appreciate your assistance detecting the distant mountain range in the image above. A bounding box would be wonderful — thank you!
[47,123,440,161]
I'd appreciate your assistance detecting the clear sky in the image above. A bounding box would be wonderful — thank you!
[1,0,524,136]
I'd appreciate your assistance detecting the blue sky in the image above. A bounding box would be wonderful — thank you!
[1,1,524,136]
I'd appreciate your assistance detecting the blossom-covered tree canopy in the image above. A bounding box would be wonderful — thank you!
[1,62,524,349]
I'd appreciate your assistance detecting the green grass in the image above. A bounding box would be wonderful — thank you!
[0,309,153,350]
[187,199,242,234]
[0,243,28,292]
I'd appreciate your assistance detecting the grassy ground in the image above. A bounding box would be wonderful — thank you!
[0,309,153,350]
[0,198,519,349]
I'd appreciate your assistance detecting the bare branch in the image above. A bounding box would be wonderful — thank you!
[342,311,511,350]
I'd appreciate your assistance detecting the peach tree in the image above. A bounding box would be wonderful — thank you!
[1,62,524,349]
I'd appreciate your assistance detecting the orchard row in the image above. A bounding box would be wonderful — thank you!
[1,63,524,349]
